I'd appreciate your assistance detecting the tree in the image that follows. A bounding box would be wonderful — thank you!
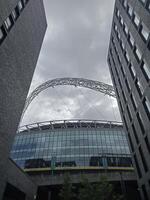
[93,176,124,200]
[78,175,124,200]
[78,176,93,200]
[59,173,75,200]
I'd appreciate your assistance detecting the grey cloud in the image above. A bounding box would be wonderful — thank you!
[21,0,121,126]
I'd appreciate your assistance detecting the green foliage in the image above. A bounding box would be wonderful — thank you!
[59,174,124,200]
[78,176,93,200]
[92,176,124,200]
[59,173,75,200]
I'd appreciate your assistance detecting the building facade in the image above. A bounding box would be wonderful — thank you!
[11,120,132,170]
[11,120,140,200]
[0,0,47,199]
[107,0,150,199]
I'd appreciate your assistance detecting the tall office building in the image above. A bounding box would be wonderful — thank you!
[107,0,150,199]
[0,0,46,199]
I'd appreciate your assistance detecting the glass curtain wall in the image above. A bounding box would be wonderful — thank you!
[11,127,132,169]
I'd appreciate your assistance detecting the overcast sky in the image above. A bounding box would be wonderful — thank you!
[21,0,122,126]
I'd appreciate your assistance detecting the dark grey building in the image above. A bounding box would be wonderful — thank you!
[107,0,150,199]
[0,0,47,199]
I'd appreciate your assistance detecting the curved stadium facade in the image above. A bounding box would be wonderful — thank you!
[11,120,133,171]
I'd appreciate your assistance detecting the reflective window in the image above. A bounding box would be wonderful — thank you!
[135,46,142,62]
[137,112,145,134]
[125,50,130,63]
[116,9,120,18]
[129,63,136,78]
[11,125,132,169]
[131,93,137,110]
[139,0,146,4]
[128,33,134,47]
[133,12,140,27]
[4,16,13,30]
[123,0,127,8]
[0,27,4,40]
[135,78,144,97]
[141,60,150,81]
[120,15,124,26]
[124,23,128,35]
[18,1,23,11]
[140,22,149,41]
[128,4,133,17]
[143,97,150,119]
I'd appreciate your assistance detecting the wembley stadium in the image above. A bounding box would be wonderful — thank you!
[11,119,132,171]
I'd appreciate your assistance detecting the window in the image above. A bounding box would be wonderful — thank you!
[124,23,128,35]
[12,7,19,20]
[12,10,17,20]
[116,9,120,18]
[145,136,150,154]
[122,90,127,103]
[137,112,145,134]
[133,12,140,27]
[4,16,13,31]
[125,78,131,92]
[127,105,132,121]
[143,97,150,120]
[132,124,139,144]
[120,15,124,26]
[128,33,134,47]
[119,101,124,113]
[128,4,133,17]
[0,26,6,43]
[23,0,28,5]
[129,63,136,78]
[120,65,125,77]
[135,46,142,62]
[146,2,150,12]
[128,133,134,151]
[114,24,118,32]
[139,0,146,4]
[0,29,3,40]
[18,0,24,11]
[135,78,144,97]
[120,40,125,50]
[139,146,148,172]
[117,31,121,40]
[141,60,150,81]
[123,115,128,130]
[134,154,142,178]
[140,22,149,41]
[123,0,127,8]
[125,51,130,63]
[131,93,137,110]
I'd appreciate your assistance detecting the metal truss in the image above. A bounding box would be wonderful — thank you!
[18,119,122,133]
[22,77,116,118]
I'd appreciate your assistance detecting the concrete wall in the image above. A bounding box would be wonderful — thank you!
[5,159,37,200]
[0,0,47,198]
[29,171,136,186]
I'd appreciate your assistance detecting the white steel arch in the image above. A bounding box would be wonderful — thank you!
[22,77,116,118]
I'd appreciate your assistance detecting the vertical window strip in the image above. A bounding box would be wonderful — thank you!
[137,112,145,134]
[134,154,142,178]
[145,136,150,154]
[139,146,148,172]
[143,97,150,120]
